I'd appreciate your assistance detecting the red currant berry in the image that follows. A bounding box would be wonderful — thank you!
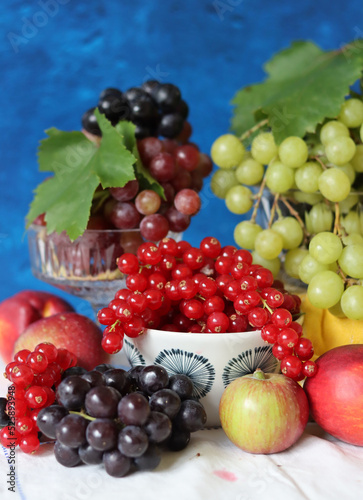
[56,348,74,371]
[15,416,34,436]
[172,263,193,280]
[158,237,178,255]
[97,307,116,326]
[114,289,131,301]
[114,300,133,322]
[181,299,204,320]
[127,292,148,314]
[172,313,194,332]
[203,296,225,315]
[26,352,48,373]
[302,360,317,377]
[239,276,258,291]
[126,273,148,292]
[265,288,284,308]
[272,343,293,361]
[200,236,221,259]
[117,253,139,274]
[175,240,192,257]
[178,278,198,299]
[220,245,237,258]
[261,324,280,344]
[282,294,296,312]
[248,307,269,328]
[102,332,124,354]
[198,277,218,298]
[281,355,303,379]
[290,321,303,337]
[183,248,205,270]
[215,274,233,292]
[233,249,253,266]
[294,338,314,361]
[148,272,167,291]
[10,364,34,388]
[271,308,292,328]
[143,289,164,311]
[19,432,40,454]
[34,342,58,363]
[277,328,299,349]
[159,254,177,273]
[230,261,250,280]
[24,386,48,409]
[0,425,19,448]
[207,312,229,333]
[14,349,31,364]
[214,256,232,275]
[252,268,274,288]
[227,314,249,333]
[224,280,244,301]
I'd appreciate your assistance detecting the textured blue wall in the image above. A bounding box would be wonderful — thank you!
[1,0,362,313]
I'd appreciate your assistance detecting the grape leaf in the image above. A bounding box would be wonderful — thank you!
[26,111,138,240]
[116,120,165,199]
[231,40,363,144]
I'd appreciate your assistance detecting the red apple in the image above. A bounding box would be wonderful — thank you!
[304,344,363,446]
[0,290,74,363]
[13,312,109,371]
[219,369,309,454]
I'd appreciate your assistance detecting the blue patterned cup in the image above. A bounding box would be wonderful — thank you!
[114,329,279,427]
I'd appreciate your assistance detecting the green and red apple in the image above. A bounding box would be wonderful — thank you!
[304,344,363,446]
[14,312,109,371]
[219,369,309,454]
[0,290,74,363]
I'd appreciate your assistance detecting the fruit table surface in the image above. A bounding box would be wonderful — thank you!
[1,365,362,500]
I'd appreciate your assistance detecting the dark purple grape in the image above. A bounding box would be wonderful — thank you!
[81,370,105,387]
[98,93,130,122]
[37,405,69,439]
[153,83,181,112]
[85,386,121,418]
[166,427,190,451]
[0,397,10,426]
[99,87,123,100]
[86,418,118,451]
[54,440,82,467]
[141,80,161,96]
[138,365,169,395]
[139,214,170,242]
[149,389,181,419]
[133,444,161,471]
[117,393,150,426]
[56,376,91,410]
[126,365,144,385]
[158,113,184,138]
[124,87,146,103]
[103,369,129,395]
[93,363,114,374]
[149,152,177,183]
[110,179,139,202]
[62,366,88,379]
[168,374,194,400]
[55,414,88,448]
[173,400,207,432]
[78,443,104,465]
[103,449,132,478]
[118,425,149,458]
[144,412,172,443]
[130,94,158,123]
[110,201,141,230]
[81,107,101,136]
[176,99,189,119]
[164,206,191,232]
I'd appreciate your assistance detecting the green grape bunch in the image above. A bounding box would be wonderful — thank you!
[209,41,363,321]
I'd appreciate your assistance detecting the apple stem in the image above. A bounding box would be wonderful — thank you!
[253,369,266,380]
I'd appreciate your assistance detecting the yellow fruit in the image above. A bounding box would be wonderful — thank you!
[300,294,363,360]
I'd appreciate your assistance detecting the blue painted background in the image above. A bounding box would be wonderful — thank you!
[1,0,362,314]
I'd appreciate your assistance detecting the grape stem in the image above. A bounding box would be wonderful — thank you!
[268,194,280,228]
[280,195,310,243]
[250,176,267,223]
[239,119,269,142]
[333,202,342,237]
[313,155,328,170]
[69,411,96,422]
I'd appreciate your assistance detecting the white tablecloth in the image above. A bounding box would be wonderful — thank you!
[1,364,363,500]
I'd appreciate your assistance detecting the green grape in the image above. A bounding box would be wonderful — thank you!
[278,136,308,168]
[338,244,363,278]
[342,233,363,246]
[309,231,343,264]
[337,191,359,214]
[360,123,363,143]
[305,203,333,234]
[294,161,323,193]
[340,285,363,320]
[251,132,278,165]
[334,163,356,185]
[328,301,346,318]
[284,248,309,279]
[225,185,253,214]
[254,229,283,260]
[271,217,303,250]
[318,168,351,202]
[235,158,264,186]
[298,254,330,284]
[351,144,363,173]
[293,192,323,205]
[234,221,262,249]
[211,134,245,169]
[252,251,281,277]
[210,169,238,199]
[341,211,361,235]
[320,120,349,146]
[309,142,326,157]
[325,136,356,166]
[307,270,344,309]
[265,161,295,193]
[338,98,363,128]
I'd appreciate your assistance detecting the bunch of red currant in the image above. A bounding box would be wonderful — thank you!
[0,343,77,454]
[97,236,317,381]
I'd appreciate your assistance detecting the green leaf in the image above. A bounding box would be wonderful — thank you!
[231,40,363,144]
[93,110,136,188]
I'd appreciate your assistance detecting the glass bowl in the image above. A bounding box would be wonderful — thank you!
[28,224,182,316]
